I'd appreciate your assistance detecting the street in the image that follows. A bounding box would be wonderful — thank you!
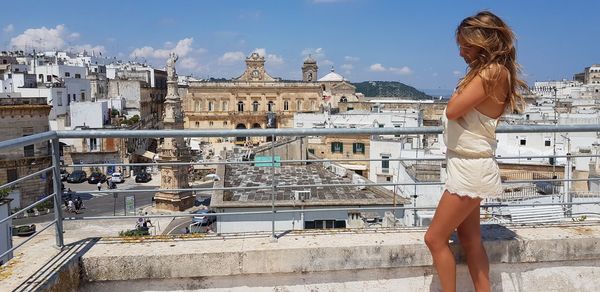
[14,177,214,228]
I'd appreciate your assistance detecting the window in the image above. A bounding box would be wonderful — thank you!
[381,155,390,171]
[237,101,244,112]
[75,73,81,78]
[520,139,526,146]
[195,121,200,127]
[65,72,70,77]
[331,142,343,153]
[378,124,384,128]
[38,74,43,81]
[252,101,259,112]
[81,92,85,101]
[209,121,214,126]
[223,121,228,126]
[89,138,98,151]
[57,91,63,106]
[208,101,213,111]
[284,101,289,111]
[7,169,18,183]
[310,100,315,111]
[308,149,315,154]
[297,100,302,111]
[304,220,345,229]
[353,143,365,154]
[195,100,201,112]
[46,75,51,82]
[268,101,274,112]
[222,101,228,111]
[545,139,551,146]
[24,144,34,157]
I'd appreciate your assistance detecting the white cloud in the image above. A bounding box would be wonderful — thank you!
[344,56,359,62]
[369,63,387,72]
[180,57,201,70]
[253,48,284,66]
[341,64,353,70]
[219,51,245,64]
[9,24,104,53]
[3,24,14,34]
[301,47,325,59]
[453,70,462,77]
[72,44,106,54]
[10,25,67,50]
[369,63,413,75]
[130,38,195,59]
[321,59,334,67]
[389,66,413,75]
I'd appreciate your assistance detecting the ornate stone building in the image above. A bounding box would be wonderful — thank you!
[184,53,344,142]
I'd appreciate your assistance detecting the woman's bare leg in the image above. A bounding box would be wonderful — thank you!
[424,191,482,292]
[457,205,490,292]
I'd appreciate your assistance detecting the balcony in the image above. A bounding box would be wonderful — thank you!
[1,124,600,291]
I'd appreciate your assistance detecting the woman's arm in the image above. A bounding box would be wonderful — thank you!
[446,75,487,120]
[446,66,508,120]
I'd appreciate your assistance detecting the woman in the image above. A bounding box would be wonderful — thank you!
[424,11,528,292]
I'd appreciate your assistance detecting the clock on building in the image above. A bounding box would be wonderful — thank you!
[252,69,260,79]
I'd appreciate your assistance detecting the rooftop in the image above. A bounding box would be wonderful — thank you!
[214,163,408,207]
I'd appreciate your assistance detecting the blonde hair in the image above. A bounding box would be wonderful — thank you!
[456,11,528,113]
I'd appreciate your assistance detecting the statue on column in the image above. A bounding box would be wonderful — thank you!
[167,52,178,81]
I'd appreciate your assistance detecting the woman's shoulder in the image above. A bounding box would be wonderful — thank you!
[479,63,509,80]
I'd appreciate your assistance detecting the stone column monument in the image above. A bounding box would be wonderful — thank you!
[154,52,195,211]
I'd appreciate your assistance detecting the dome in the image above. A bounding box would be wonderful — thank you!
[318,69,345,82]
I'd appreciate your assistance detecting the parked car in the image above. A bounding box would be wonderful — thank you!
[111,172,124,183]
[192,209,216,226]
[66,170,87,183]
[135,172,152,183]
[88,172,107,184]
[60,169,69,181]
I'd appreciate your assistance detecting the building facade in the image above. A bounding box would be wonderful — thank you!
[184,53,350,142]
[0,97,52,208]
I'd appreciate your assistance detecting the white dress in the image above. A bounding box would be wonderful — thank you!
[442,108,504,199]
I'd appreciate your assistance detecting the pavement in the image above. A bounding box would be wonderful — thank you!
[1,176,220,291]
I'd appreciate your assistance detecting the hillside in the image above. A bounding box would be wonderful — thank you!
[352,81,432,99]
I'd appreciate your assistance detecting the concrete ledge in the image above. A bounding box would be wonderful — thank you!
[76,224,600,291]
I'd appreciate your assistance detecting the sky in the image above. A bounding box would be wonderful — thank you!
[1,0,598,92]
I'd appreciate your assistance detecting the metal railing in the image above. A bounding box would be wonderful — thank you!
[1,124,600,260]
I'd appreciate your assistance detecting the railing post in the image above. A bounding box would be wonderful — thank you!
[270,134,277,242]
[50,138,64,248]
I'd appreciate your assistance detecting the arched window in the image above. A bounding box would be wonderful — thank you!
[268,101,275,112]
[252,101,259,112]
[284,101,289,111]
[208,101,213,111]
[310,100,315,111]
[194,100,201,112]
[297,100,302,111]
[339,96,348,103]
[237,101,244,112]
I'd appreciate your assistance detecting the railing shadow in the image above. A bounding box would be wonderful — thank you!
[13,237,100,292]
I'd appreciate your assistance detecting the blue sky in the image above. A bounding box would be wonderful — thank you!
[1,0,598,91]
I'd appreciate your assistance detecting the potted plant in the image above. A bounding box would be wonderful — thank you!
[12,224,36,237]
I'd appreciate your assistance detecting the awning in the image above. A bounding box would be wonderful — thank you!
[338,164,367,171]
